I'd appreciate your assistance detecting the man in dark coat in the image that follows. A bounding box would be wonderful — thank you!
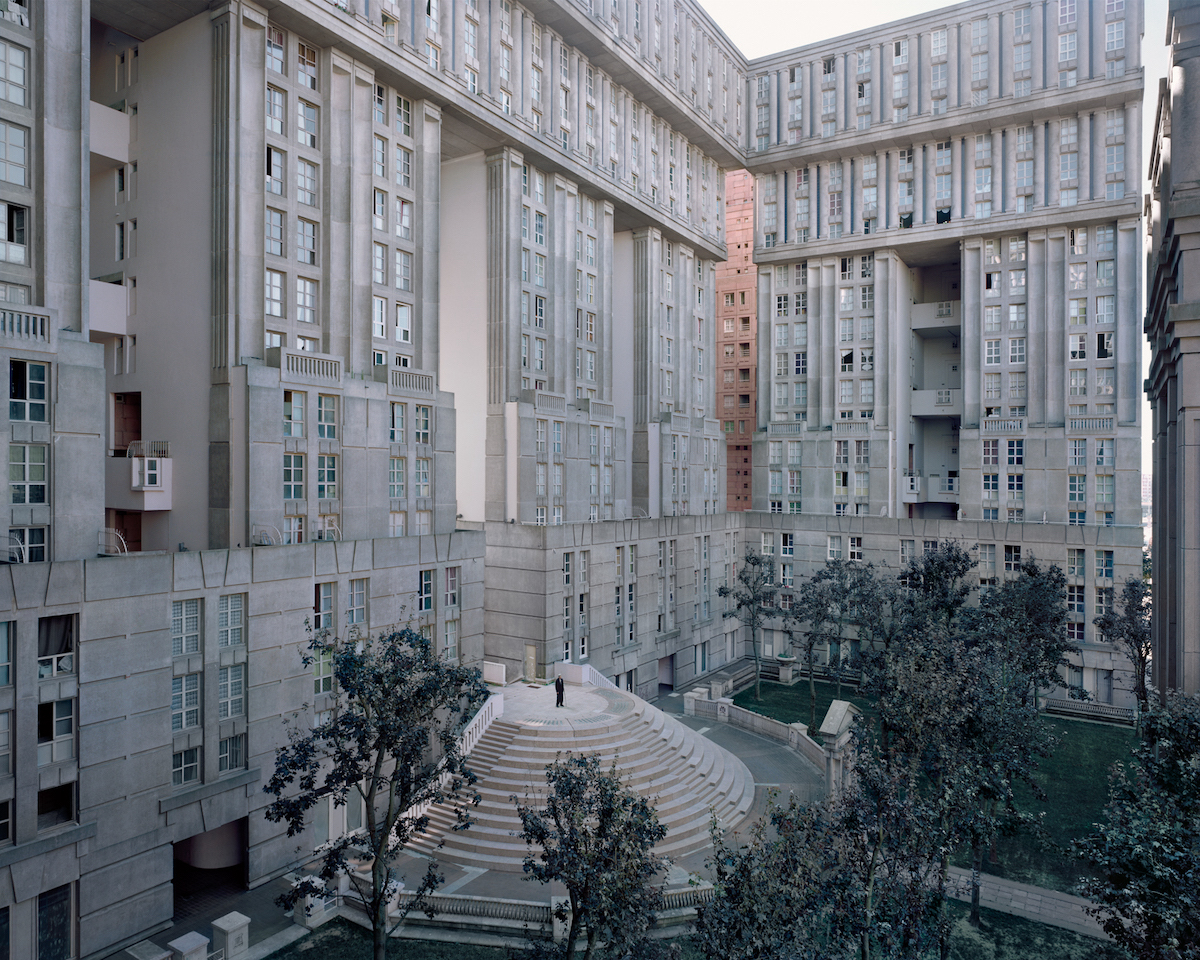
[555,674,565,708]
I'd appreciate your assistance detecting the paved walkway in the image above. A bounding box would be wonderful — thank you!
[126,681,1106,957]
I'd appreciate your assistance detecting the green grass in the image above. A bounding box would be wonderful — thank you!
[266,919,510,959]
[731,677,875,730]
[268,908,1118,960]
[736,680,1136,894]
[264,919,708,959]
[985,718,1134,892]
[944,902,1124,960]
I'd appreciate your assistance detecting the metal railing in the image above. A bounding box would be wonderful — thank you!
[99,528,128,556]
[252,524,281,546]
[126,440,171,458]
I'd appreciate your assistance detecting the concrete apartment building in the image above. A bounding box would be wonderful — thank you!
[716,169,758,509]
[1146,0,1199,696]
[742,0,1146,703]
[2,0,751,955]
[0,0,1151,956]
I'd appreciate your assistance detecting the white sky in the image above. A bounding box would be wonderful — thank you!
[699,0,1169,478]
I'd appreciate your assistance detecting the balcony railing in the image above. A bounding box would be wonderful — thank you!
[833,421,869,435]
[391,370,434,395]
[286,351,341,381]
[127,440,171,458]
[0,308,49,344]
[982,418,1024,433]
[939,476,959,494]
[1069,417,1114,433]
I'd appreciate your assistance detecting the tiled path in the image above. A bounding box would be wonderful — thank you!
[126,681,1105,957]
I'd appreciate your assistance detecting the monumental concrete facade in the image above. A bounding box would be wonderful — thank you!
[0,0,1151,956]
[1146,0,1200,696]
[741,0,1146,707]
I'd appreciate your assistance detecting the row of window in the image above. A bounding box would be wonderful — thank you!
[280,392,430,444]
[281,453,431,502]
[763,6,1128,144]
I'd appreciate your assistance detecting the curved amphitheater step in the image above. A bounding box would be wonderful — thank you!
[408,683,755,872]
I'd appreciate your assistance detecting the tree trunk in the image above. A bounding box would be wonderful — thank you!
[751,626,762,700]
[374,863,389,960]
[564,899,582,960]
[808,656,817,729]
[374,905,388,960]
[970,845,983,927]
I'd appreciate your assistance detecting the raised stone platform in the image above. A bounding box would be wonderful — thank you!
[408,681,756,871]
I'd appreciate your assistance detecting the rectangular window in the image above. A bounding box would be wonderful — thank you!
[219,734,245,773]
[12,447,52,505]
[283,453,304,499]
[317,395,337,439]
[396,146,412,187]
[389,457,406,499]
[172,747,199,786]
[266,209,285,257]
[171,599,200,657]
[417,569,434,611]
[445,566,460,607]
[316,454,337,499]
[296,159,319,206]
[171,674,200,731]
[283,390,305,437]
[218,664,244,719]
[414,458,430,497]
[297,100,317,147]
[218,594,244,646]
[9,359,46,423]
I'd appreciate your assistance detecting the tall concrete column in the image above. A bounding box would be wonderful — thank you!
[877,149,888,229]
[819,260,835,429]
[1043,231,1065,427]
[630,227,657,518]
[948,23,960,109]
[962,240,982,427]
[872,43,882,126]
[1027,230,1051,427]
[416,100,443,374]
[835,55,846,135]
[992,128,1004,213]
[1078,0,1091,80]
[1048,119,1062,207]
[1033,120,1046,208]
[1115,217,1140,425]
[988,13,1000,101]
[953,136,967,221]
[913,142,924,225]
[874,252,890,428]
[1078,111,1091,202]
[1124,100,1139,201]
[1031,1,1045,91]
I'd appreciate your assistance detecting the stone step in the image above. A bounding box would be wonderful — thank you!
[407,687,755,871]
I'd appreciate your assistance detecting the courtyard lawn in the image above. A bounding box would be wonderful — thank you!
[989,717,1134,892]
[264,910,1120,960]
[731,676,875,730]
[734,680,1135,894]
[943,902,1124,960]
